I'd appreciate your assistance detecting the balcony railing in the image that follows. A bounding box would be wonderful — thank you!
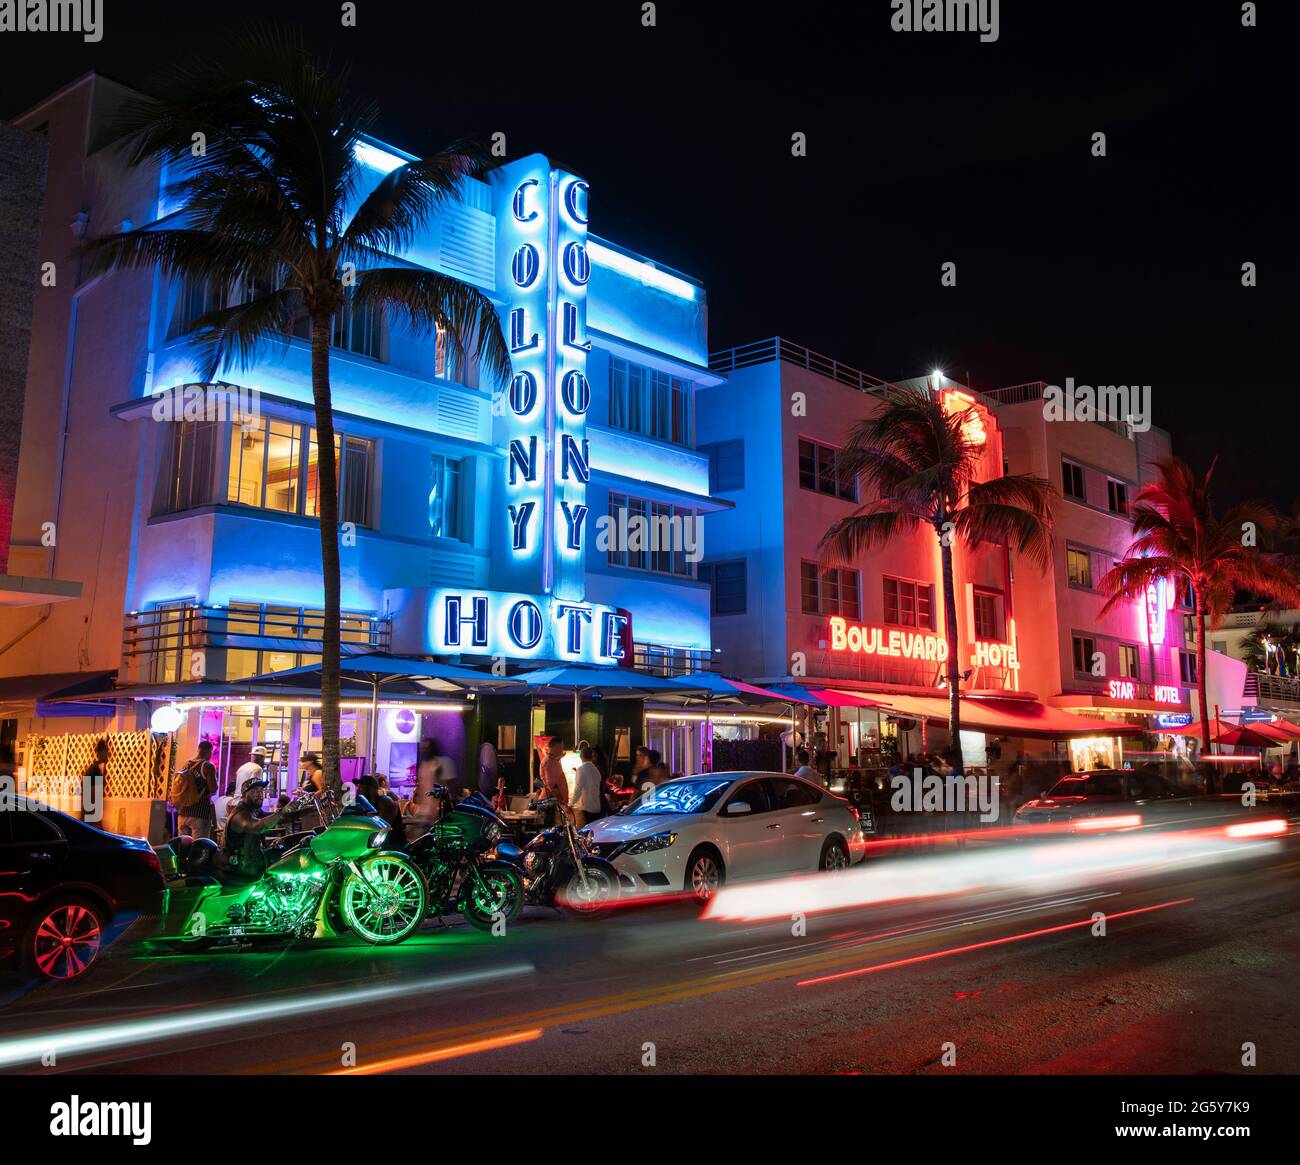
[122,604,391,686]
[983,379,1133,439]
[1244,670,1300,708]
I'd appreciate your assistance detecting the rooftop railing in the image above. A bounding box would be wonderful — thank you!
[709,338,898,396]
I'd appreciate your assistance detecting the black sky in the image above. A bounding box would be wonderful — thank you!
[5,0,1295,509]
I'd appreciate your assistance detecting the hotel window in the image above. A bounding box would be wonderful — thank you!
[973,588,1003,641]
[608,357,693,446]
[1179,651,1198,684]
[798,439,857,501]
[1066,546,1092,588]
[1062,459,1086,501]
[606,492,696,578]
[702,440,745,492]
[155,415,375,525]
[883,576,934,630]
[155,419,221,514]
[1107,478,1129,515]
[429,454,464,540]
[1072,635,1097,675]
[801,562,861,618]
[434,325,449,379]
[303,431,373,527]
[289,287,386,362]
[1118,643,1141,679]
[698,560,747,615]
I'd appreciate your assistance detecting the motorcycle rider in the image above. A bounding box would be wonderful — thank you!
[222,777,309,880]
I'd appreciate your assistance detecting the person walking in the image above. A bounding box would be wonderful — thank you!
[632,746,654,795]
[172,740,217,840]
[571,745,603,828]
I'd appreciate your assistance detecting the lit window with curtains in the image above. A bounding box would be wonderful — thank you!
[159,415,374,525]
[609,357,692,446]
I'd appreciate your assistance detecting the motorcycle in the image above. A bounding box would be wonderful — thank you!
[406,786,525,931]
[496,799,620,917]
[154,793,428,949]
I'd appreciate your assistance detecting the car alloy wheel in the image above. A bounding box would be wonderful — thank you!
[689,854,722,901]
[821,841,849,872]
[32,902,103,980]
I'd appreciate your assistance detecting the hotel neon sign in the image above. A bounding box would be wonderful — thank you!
[828,616,1019,673]
[431,588,628,665]
[1107,679,1181,705]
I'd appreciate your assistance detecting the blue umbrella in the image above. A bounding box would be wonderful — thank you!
[516,664,709,746]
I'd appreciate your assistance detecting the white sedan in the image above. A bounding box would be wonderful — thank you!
[583,772,868,902]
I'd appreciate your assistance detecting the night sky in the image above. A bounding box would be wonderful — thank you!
[7,1,1295,509]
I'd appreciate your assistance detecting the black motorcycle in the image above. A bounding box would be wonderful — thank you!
[406,786,524,931]
[496,799,620,917]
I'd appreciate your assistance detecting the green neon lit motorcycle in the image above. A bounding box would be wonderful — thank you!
[407,787,524,931]
[153,795,428,948]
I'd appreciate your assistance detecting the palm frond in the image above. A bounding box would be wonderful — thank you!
[819,504,925,566]
[187,288,302,381]
[351,266,511,388]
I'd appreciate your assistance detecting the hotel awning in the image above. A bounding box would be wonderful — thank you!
[817,689,1143,739]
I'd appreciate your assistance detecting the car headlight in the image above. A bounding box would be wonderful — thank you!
[368,830,389,848]
[623,831,677,856]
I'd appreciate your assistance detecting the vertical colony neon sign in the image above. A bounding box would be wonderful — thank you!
[500,161,591,594]
[439,156,624,663]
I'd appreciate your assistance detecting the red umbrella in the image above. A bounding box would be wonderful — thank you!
[1212,724,1284,749]
[1167,722,1282,747]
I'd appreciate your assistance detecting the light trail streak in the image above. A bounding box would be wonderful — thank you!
[0,963,534,1072]
[797,898,1195,986]
[327,1028,543,1074]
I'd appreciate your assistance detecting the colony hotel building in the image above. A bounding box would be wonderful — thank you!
[0,75,727,823]
[695,340,1244,774]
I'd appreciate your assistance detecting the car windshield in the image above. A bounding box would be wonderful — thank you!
[624,779,733,816]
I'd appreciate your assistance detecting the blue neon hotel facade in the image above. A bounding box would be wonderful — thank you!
[2,75,727,794]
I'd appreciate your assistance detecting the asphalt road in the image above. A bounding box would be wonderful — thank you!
[3,829,1298,1076]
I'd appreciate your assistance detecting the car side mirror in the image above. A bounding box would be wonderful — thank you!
[725,800,752,816]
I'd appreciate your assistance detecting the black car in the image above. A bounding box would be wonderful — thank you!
[1,798,164,982]
[1013,768,1204,831]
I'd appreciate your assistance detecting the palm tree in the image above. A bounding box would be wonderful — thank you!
[83,27,510,791]
[820,390,1055,767]
[1099,457,1300,759]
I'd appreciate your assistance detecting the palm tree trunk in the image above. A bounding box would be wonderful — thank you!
[938,530,964,770]
[310,314,342,793]
[1194,584,1211,761]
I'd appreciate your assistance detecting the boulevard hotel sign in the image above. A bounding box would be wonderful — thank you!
[828,616,1020,679]
[428,156,629,665]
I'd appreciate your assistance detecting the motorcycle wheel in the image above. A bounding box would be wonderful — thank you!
[557,860,620,917]
[460,866,525,932]
[340,854,428,945]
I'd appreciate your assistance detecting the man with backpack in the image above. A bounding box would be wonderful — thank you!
[171,739,217,839]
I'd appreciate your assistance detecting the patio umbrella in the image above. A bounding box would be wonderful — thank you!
[660,673,815,771]
[515,664,708,770]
